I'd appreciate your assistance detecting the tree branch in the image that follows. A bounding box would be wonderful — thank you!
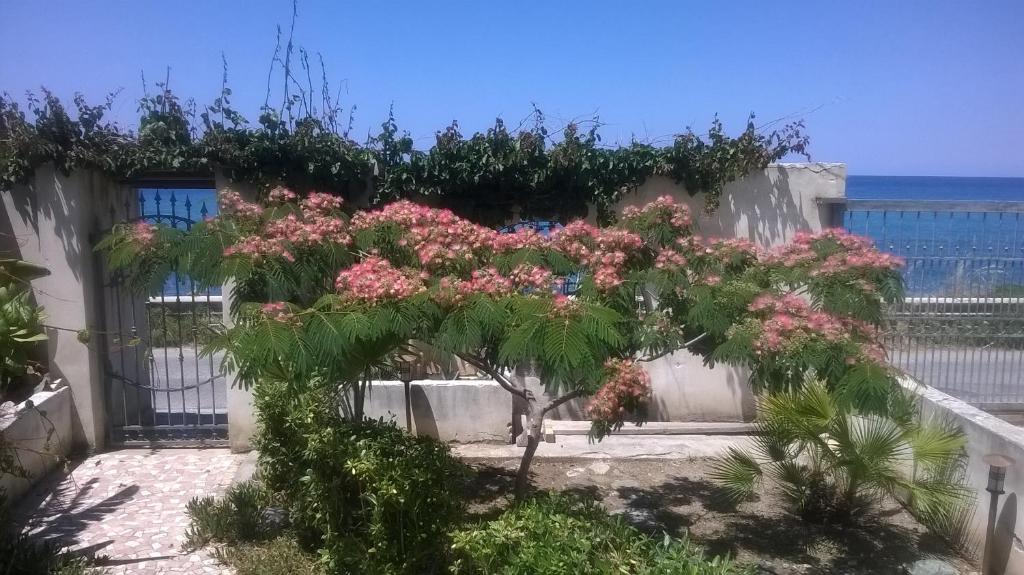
[541,389,583,416]
[456,353,528,399]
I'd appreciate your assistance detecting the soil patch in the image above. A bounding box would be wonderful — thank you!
[463,458,977,575]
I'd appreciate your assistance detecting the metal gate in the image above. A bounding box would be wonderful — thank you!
[843,200,1024,412]
[100,184,228,445]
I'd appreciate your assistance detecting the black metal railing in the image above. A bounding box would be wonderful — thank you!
[843,200,1024,408]
[103,187,227,445]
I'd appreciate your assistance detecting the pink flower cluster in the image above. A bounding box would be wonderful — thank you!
[263,213,351,248]
[796,228,874,250]
[301,192,344,215]
[707,237,762,260]
[621,195,693,230]
[747,293,884,361]
[508,264,556,291]
[813,251,905,278]
[435,264,559,306]
[492,227,547,252]
[219,189,262,219]
[348,201,651,290]
[267,186,298,205]
[224,189,351,262]
[130,221,157,249]
[762,228,904,275]
[261,301,300,324]
[654,248,688,270]
[586,359,652,425]
[548,293,582,318]
[334,256,426,304]
[352,201,497,270]
[446,267,514,302]
[551,222,643,292]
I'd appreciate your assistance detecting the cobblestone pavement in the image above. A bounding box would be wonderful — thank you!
[15,448,245,574]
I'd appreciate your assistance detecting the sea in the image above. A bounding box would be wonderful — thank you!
[845,176,1024,297]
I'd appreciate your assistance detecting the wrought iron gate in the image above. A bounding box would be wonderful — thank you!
[843,200,1024,411]
[100,185,228,445]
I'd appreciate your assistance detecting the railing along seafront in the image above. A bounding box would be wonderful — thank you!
[831,199,1024,409]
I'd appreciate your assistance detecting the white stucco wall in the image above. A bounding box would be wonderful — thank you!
[618,163,846,246]
[906,378,1024,573]
[215,175,260,453]
[1,166,115,450]
[363,380,511,443]
[1,387,74,502]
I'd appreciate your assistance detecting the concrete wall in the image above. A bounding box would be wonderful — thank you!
[1,166,118,450]
[907,378,1024,573]
[617,163,847,246]
[0,387,74,502]
[363,380,511,443]
[215,175,265,453]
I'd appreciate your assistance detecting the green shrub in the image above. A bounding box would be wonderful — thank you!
[212,536,323,575]
[711,377,969,524]
[255,382,468,575]
[184,480,270,549]
[450,494,746,575]
[0,259,49,397]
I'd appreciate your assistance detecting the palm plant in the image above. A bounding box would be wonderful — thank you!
[711,376,969,525]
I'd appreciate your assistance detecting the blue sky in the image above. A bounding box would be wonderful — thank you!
[1,1,1022,177]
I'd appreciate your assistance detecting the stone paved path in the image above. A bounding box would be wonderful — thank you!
[15,448,245,574]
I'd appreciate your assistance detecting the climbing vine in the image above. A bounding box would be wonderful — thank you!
[1,86,808,225]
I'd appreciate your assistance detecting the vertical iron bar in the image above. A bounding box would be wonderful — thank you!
[171,191,189,429]
[1013,213,1023,403]
[187,195,205,428]
[155,190,174,431]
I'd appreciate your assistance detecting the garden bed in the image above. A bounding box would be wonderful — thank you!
[465,458,977,575]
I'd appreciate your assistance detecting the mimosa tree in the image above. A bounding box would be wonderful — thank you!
[101,189,908,499]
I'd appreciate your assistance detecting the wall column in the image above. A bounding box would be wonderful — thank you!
[214,174,257,452]
[1,165,112,451]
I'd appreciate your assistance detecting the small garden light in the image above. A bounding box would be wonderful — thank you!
[395,355,424,433]
[983,453,1013,495]
[982,453,1014,575]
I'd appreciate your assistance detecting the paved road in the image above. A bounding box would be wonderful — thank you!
[109,347,227,425]
[148,347,227,414]
[890,345,1024,405]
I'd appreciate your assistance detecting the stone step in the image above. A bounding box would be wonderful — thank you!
[546,421,754,436]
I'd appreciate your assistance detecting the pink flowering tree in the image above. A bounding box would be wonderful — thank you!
[100,188,906,499]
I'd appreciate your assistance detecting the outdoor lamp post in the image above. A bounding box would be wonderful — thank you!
[982,453,1014,575]
[395,357,421,433]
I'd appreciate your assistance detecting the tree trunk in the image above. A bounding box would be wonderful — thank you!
[514,397,543,501]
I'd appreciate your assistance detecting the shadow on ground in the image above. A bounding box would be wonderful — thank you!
[12,458,139,559]
[464,459,972,575]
